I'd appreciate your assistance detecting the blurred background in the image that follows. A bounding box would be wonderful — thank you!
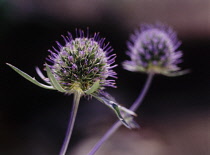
[1,0,210,155]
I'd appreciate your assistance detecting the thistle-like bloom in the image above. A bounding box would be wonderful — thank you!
[45,30,117,95]
[7,29,135,128]
[123,23,188,76]
[7,30,117,94]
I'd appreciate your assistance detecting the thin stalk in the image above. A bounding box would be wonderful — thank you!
[130,73,154,111]
[59,91,81,155]
[88,73,154,155]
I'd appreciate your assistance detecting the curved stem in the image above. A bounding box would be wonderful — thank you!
[59,91,81,155]
[130,73,154,111]
[88,73,154,155]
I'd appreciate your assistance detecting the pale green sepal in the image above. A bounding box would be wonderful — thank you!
[163,69,190,77]
[84,80,100,95]
[124,115,140,129]
[92,94,132,129]
[6,63,55,90]
[111,103,131,129]
[45,64,66,92]
[118,106,137,116]
[111,103,139,129]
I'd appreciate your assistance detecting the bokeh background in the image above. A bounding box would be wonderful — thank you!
[1,0,210,155]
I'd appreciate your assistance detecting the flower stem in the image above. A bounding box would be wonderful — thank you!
[130,73,154,111]
[59,91,81,155]
[88,73,154,155]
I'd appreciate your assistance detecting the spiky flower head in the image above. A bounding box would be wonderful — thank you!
[123,23,188,76]
[6,29,137,128]
[45,30,117,94]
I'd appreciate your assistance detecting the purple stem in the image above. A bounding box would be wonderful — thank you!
[59,91,81,155]
[88,73,154,155]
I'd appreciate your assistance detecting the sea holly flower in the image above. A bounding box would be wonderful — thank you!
[6,30,135,125]
[123,23,189,76]
[7,29,136,155]
[88,24,190,155]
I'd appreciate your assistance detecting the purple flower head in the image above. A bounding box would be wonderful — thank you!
[123,23,188,76]
[46,29,117,94]
[6,29,135,129]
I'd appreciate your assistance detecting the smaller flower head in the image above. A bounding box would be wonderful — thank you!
[123,23,188,76]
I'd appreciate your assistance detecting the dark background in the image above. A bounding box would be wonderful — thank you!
[1,0,210,155]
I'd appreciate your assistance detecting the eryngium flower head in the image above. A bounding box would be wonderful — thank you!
[123,23,187,76]
[6,29,135,128]
[46,29,117,94]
